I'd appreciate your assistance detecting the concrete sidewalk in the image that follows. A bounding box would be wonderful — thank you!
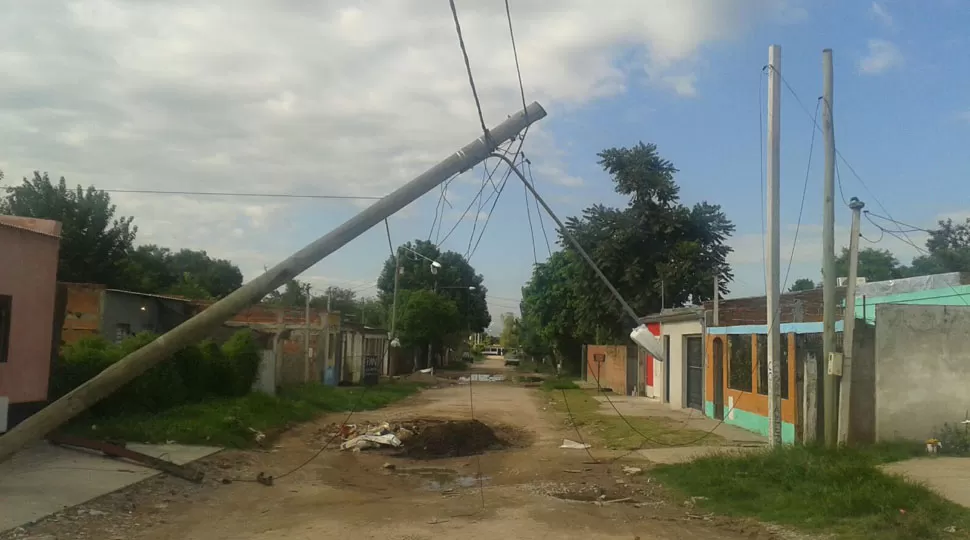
[0,441,220,532]
[883,457,970,508]
[591,395,767,446]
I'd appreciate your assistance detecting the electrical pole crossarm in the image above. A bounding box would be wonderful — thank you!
[0,102,548,463]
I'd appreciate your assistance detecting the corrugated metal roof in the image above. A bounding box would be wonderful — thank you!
[104,289,194,303]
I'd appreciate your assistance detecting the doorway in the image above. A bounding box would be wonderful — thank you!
[685,335,704,411]
[663,335,671,403]
[712,337,725,419]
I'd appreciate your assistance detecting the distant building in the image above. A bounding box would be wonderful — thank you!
[0,215,62,431]
[61,284,197,344]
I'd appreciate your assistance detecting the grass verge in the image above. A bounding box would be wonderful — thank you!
[64,382,423,448]
[545,388,723,449]
[652,444,970,539]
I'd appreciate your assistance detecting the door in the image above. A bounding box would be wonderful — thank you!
[712,337,725,419]
[685,335,704,411]
[625,346,637,395]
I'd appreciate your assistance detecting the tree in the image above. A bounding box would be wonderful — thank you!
[397,290,460,365]
[1,172,137,286]
[126,245,244,298]
[909,218,970,276]
[499,312,520,349]
[519,250,586,371]
[561,143,734,341]
[788,278,816,292]
[376,240,490,333]
[834,247,903,282]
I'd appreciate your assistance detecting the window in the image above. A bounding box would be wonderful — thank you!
[727,334,752,392]
[0,295,11,363]
[114,323,132,343]
[364,337,383,357]
[757,334,790,399]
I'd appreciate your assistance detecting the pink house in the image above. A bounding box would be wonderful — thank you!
[0,215,61,431]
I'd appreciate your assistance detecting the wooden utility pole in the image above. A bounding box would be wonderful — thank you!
[766,44,783,447]
[0,102,547,463]
[821,49,838,446]
[838,197,865,444]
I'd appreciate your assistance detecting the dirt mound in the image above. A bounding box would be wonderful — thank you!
[403,420,507,459]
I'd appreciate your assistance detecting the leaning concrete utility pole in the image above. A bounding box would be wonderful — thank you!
[766,44,783,447]
[821,49,838,447]
[0,102,547,462]
[837,197,865,444]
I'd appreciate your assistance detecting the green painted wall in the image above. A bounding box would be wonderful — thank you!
[704,401,795,443]
[853,285,970,324]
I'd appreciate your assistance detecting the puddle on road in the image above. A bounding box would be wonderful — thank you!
[396,467,490,492]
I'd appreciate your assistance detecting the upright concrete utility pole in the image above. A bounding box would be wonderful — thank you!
[0,102,547,463]
[303,283,312,383]
[837,197,865,444]
[713,274,719,326]
[766,44,783,447]
[821,49,838,447]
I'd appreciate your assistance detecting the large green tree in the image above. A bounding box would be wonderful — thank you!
[519,250,587,371]
[910,218,970,275]
[788,278,816,292]
[126,245,243,298]
[499,312,520,349]
[376,239,490,333]
[1,172,137,286]
[834,247,904,282]
[396,289,460,367]
[562,142,734,341]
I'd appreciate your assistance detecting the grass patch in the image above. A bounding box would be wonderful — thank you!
[652,444,970,539]
[544,388,722,449]
[516,359,555,374]
[540,378,579,391]
[64,382,423,448]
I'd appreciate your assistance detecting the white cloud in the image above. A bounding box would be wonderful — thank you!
[658,74,699,97]
[0,0,799,283]
[859,39,903,74]
[869,2,893,28]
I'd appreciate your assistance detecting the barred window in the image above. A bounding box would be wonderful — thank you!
[757,334,789,399]
[728,334,752,392]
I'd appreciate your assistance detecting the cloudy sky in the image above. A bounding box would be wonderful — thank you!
[2,0,969,328]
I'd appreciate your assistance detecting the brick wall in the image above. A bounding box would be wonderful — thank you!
[61,283,105,344]
[714,288,844,327]
[585,344,628,392]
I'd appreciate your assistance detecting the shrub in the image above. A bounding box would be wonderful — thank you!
[52,329,264,419]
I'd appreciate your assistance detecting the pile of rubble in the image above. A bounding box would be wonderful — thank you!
[322,419,509,459]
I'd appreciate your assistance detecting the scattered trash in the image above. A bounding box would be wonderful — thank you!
[340,433,402,452]
[396,427,415,442]
[560,439,592,450]
[382,462,396,470]
[622,466,643,476]
[944,525,957,533]
[457,374,506,384]
[419,367,434,374]
[248,427,266,443]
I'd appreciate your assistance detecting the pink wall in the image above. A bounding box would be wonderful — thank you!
[0,223,60,404]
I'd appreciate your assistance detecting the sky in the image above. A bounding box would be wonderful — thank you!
[2,0,969,333]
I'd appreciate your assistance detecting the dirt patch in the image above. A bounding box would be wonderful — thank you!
[402,419,507,459]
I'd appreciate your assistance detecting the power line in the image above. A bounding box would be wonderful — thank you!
[504,0,528,114]
[782,97,822,291]
[525,158,553,256]
[33,188,385,200]
[448,0,489,138]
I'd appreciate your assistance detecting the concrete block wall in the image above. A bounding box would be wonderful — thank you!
[875,304,970,441]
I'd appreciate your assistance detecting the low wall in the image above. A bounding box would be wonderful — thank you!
[875,304,970,441]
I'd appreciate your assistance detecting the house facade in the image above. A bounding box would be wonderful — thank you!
[337,322,389,385]
[61,284,197,344]
[0,216,62,430]
[640,309,706,411]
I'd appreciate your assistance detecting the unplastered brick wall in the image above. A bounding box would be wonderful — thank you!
[586,344,628,392]
[715,288,845,327]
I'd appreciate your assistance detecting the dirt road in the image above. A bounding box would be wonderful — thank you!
[6,363,778,540]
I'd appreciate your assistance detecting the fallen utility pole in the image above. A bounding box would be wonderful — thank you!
[837,197,865,444]
[48,434,204,483]
[766,44,783,447]
[0,102,547,463]
[821,48,838,447]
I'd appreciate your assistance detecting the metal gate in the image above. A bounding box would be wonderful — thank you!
[685,335,704,411]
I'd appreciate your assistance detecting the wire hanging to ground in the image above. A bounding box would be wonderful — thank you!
[448,0,489,139]
[524,158,553,256]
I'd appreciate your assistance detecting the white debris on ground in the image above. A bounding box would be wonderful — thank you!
[559,439,592,450]
[339,422,403,452]
[458,374,506,383]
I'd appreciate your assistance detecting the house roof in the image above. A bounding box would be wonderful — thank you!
[639,306,706,324]
[0,215,62,238]
[104,289,194,303]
